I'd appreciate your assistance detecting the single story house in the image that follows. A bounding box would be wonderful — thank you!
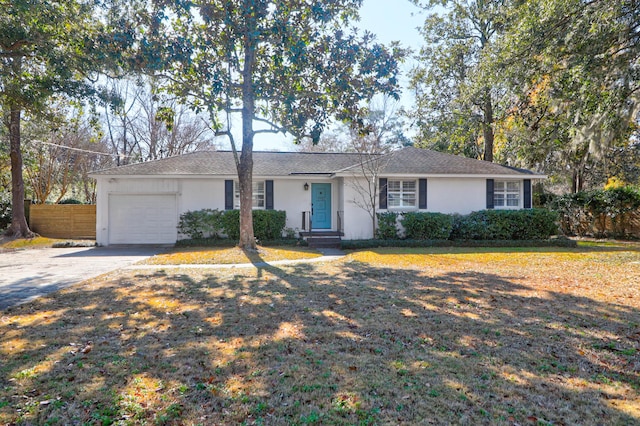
[90,146,545,245]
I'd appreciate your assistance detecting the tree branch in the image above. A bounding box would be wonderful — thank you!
[253,116,288,134]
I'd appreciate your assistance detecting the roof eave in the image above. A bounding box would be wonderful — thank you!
[335,172,547,179]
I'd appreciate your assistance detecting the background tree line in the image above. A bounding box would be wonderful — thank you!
[408,0,640,193]
[2,0,639,244]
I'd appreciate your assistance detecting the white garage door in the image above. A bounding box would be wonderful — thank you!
[108,194,177,244]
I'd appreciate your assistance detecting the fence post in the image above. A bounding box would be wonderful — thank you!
[24,199,31,226]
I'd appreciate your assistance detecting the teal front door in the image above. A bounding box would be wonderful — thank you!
[311,183,332,229]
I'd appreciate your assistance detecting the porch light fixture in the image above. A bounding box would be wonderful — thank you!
[304,182,309,191]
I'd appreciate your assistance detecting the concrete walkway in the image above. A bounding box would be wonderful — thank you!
[125,248,346,270]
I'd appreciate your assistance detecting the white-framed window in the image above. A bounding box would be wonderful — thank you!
[494,181,520,208]
[234,181,265,209]
[387,180,417,208]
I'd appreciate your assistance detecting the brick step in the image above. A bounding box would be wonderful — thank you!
[299,231,343,237]
[307,237,342,249]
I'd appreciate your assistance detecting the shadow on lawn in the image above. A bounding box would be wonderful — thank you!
[0,254,638,425]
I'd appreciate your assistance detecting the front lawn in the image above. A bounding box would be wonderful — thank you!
[0,243,639,424]
[141,245,322,265]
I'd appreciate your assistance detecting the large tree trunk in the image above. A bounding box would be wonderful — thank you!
[482,90,494,162]
[237,24,257,251]
[237,143,255,249]
[5,106,35,238]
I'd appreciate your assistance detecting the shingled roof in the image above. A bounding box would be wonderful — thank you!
[91,147,543,177]
[337,147,541,176]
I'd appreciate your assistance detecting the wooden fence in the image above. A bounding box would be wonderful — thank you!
[560,210,640,238]
[29,204,96,239]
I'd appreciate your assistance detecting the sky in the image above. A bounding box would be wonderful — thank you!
[247,0,425,151]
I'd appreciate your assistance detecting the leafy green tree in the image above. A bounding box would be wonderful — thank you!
[0,0,133,237]
[409,0,509,162]
[142,0,405,249]
[493,0,640,191]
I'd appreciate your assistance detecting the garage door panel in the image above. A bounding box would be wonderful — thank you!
[109,194,177,244]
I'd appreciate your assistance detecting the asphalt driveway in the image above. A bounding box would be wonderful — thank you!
[0,246,162,310]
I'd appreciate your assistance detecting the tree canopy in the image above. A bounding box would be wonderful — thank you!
[140,0,406,249]
[410,0,640,191]
[496,0,640,191]
[0,0,134,236]
[409,0,509,162]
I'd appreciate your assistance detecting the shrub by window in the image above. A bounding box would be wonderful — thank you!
[375,209,557,241]
[451,209,557,240]
[401,212,454,240]
[178,209,287,241]
[376,212,399,239]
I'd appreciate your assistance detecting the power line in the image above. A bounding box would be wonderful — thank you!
[30,140,133,158]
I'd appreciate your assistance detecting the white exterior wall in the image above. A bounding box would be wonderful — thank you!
[342,176,377,240]
[180,179,225,212]
[96,174,530,245]
[272,178,340,233]
[272,178,310,232]
[426,177,487,214]
[96,176,342,245]
[340,176,523,239]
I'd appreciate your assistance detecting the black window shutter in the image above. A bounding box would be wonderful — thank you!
[523,179,532,209]
[486,179,495,209]
[379,178,388,209]
[265,180,274,210]
[224,180,234,210]
[419,179,427,209]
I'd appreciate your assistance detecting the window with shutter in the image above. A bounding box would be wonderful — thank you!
[387,180,417,209]
[233,181,266,209]
[493,181,520,209]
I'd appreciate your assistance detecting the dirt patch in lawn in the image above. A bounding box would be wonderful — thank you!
[141,246,322,265]
[0,244,639,425]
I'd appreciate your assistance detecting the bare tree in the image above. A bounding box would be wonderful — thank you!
[22,106,107,204]
[295,129,352,153]
[103,78,217,164]
[346,97,409,237]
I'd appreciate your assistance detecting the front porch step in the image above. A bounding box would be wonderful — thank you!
[307,236,342,249]
[299,231,344,238]
[300,230,343,249]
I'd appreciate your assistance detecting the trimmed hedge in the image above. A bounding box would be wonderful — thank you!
[451,209,558,240]
[177,209,287,241]
[221,209,287,241]
[341,237,576,250]
[373,209,557,241]
[401,212,453,240]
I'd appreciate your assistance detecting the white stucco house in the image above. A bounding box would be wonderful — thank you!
[90,147,545,245]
